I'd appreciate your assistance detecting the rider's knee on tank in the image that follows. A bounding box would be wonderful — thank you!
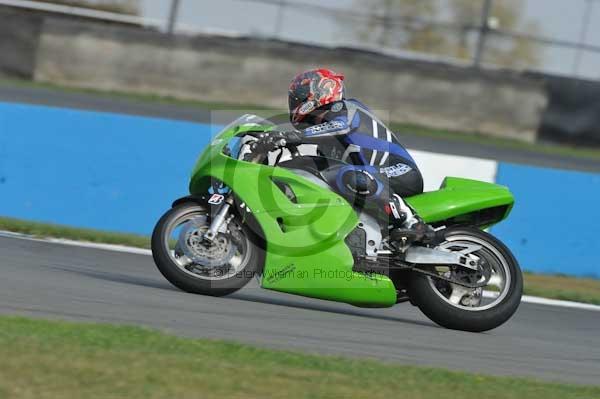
[388,169,424,198]
[333,166,405,225]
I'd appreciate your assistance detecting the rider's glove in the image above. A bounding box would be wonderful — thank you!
[278,130,304,145]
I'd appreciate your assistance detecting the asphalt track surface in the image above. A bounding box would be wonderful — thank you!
[2,81,600,172]
[1,235,599,385]
[2,82,600,385]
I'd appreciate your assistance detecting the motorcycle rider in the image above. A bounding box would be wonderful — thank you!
[286,68,430,242]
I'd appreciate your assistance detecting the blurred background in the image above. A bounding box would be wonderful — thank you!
[14,0,600,78]
[151,0,600,79]
[3,0,600,144]
[0,0,599,279]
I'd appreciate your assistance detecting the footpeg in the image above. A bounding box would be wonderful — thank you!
[390,228,421,244]
[391,223,443,246]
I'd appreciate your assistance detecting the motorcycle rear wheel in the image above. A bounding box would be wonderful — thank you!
[407,227,523,332]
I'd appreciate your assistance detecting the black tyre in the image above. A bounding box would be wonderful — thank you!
[151,203,263,296]
[408,227,522,332]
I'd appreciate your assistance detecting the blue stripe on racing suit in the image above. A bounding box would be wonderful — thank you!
[301,99,418,169]
[344,132,418,169]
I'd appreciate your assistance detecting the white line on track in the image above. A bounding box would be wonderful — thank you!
[0,230,152,256]
[2,230,600,312]
[483,291,600,312]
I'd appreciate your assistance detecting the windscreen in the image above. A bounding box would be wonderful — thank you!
[211,114,275,145]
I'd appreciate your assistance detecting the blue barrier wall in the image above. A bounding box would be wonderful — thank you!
[491,163,600,278]
[2,102,599,277]
[0,102,215,235]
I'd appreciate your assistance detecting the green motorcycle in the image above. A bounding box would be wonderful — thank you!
[152,115,522,332]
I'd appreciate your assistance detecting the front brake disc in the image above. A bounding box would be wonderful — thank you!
[178,217,235,267]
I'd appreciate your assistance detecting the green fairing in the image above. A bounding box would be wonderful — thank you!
[188,121,514,308]
[407,177,514,225]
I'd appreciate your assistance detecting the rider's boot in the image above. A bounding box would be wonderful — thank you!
[386,194,440,246]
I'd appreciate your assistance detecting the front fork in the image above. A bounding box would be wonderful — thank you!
[204,195,233,241]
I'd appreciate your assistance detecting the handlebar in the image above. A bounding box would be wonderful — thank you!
[249,130,304,152]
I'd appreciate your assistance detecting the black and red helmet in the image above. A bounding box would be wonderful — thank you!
[288,68,345,126]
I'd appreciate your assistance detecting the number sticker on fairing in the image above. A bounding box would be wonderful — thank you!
[208,194,225,205]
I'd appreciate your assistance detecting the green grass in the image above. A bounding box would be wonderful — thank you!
[2,216,599,306]
[0,216,149,249]
[32,0,138,14]
[0,316,598,399]
[3,77,600,161]
[523,272,600,305]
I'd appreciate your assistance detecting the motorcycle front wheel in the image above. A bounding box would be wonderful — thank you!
[151,203,263,296]
[408,227,523,332]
